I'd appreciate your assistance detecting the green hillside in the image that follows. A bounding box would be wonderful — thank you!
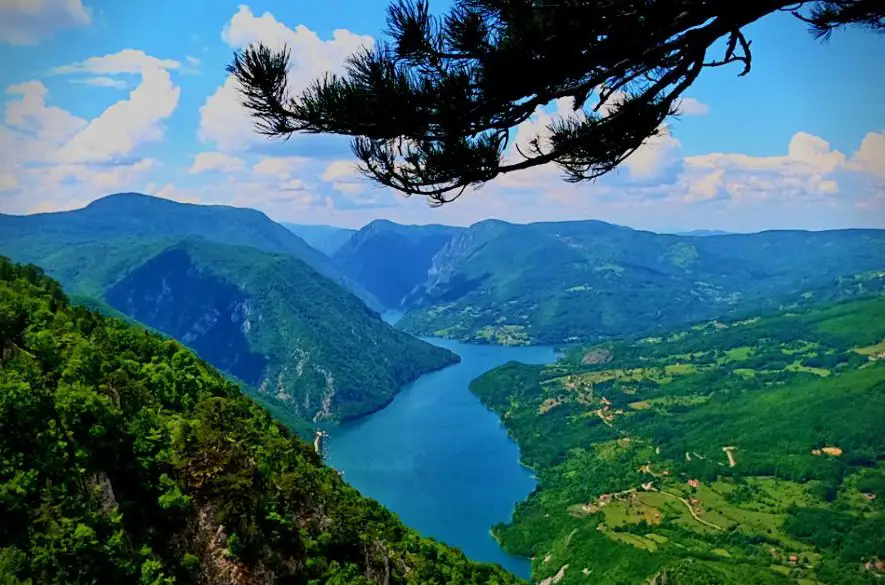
[0,257,521,585]
[0,237,457,423]
[0,193,381,310]
[469,296,885,584]
[332,220,463,309]
[395,220,885,345]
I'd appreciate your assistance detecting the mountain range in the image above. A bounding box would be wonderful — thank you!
[0,193,381,310]
[0,194,456,424]
[329,218,885,345]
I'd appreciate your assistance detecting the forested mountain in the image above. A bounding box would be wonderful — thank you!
[0,235,457,423]
[393,220,885,345]
[332,220,463,309]
[0,257,521,585]
[282,223,356,256]
[470,294,885,584]
[0,193,381,310]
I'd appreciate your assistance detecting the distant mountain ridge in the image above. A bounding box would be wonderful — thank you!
[282,222,357,255]
[333,219,464,309]
[329,218,885,345]
[0,193,381,310]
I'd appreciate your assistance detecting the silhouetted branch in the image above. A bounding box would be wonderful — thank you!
[228,0,883,205]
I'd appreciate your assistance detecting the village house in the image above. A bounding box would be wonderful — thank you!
[687,479,701,489]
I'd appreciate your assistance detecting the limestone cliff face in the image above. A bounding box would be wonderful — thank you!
[405,219,508,307]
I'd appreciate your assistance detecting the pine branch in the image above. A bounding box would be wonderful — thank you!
[228,0,884,205]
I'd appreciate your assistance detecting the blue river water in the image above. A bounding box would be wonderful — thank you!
[326,320,557,580]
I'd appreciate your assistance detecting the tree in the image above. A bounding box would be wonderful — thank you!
[228,0,883,205]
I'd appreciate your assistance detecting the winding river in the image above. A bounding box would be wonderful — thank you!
[326,318,557,579]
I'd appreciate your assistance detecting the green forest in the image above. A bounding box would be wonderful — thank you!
[396,221,885,346]
[0,212,460,423]
[0,257,520,585]
[470,294,885,584]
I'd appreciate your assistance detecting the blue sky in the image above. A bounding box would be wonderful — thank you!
[0,1,883,232]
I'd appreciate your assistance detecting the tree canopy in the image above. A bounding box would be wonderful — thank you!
[228,0,883,205]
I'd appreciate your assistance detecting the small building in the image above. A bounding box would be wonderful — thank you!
[688,479,701,489]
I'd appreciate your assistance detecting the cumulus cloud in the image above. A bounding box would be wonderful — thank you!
[69,77,128,89]
[0,0,91,45]
[252,156,309,180]
[51,50,182,164]
[846,131,885,177]
[0,49,185,213]
[679,98,710,116]
[677,132,849,203]
[145,182,200,204]
[188,152,246,174]
[1,81,88,176]
[198,5,373,151]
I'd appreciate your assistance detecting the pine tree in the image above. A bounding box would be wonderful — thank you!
[228,0,884,205]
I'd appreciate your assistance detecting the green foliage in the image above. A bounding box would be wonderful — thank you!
[0,215,459,422]
[396,220,885,345]
[0,257,522,584]
[469,295,885,583]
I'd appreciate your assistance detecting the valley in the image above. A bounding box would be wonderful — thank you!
[3,193,884,585]
[326,338,559,579]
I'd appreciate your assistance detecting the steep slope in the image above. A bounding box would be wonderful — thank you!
[0,236,458,422]
[397,220,885,344]
[0,193,381,310]
[282,223,356,255]
[0,257,522,585]
[333,219,463,309]
[470,295,885,584]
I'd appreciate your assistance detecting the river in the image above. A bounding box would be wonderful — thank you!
[326,318,557,580]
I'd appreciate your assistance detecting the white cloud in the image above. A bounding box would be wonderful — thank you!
[846,131,885,177]
[321,159,359,181]
[622,125,682,181]
[185,55,201,67]
[188,152,246,174]
[51,50,182,75]
[69,76,128,89]
[4,81,87,145]
[198,5,373,151]
[252,156,309,180]
[687,132,846,175]
[0,49,183,212]
[30,158,156,191]
[52,50,182,164]
[0,0,91,45]
[146,182,200,204]
[679,98,710,116]
[682,169,725,203]
[1,81,87,172]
